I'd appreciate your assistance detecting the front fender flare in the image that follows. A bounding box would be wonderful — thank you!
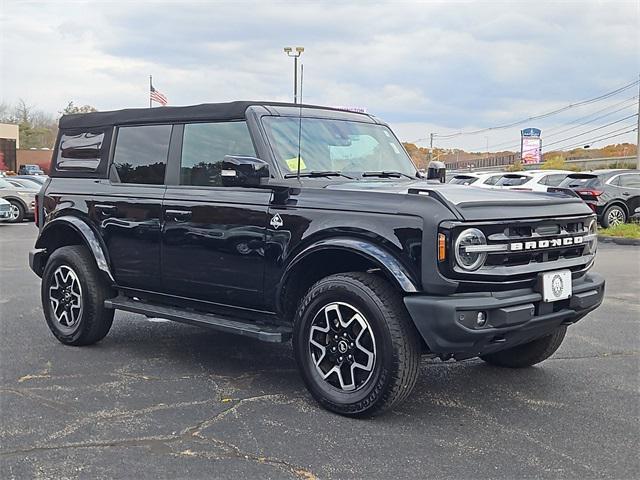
[278,237,420,309]
[35,216,115,284]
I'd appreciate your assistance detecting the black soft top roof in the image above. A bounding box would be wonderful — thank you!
[58,101,368,129]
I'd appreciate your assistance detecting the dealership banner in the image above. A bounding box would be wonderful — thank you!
[521,127,542,164]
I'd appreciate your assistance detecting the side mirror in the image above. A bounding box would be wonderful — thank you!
[221,155,270,187]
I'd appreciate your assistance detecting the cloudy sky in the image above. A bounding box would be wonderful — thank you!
[1,0,638,151]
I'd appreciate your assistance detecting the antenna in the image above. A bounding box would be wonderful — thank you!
[296,63,304,182]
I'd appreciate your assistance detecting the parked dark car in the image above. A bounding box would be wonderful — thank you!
[557,169,640,227]
[29,101,604,416]
[18,164,45,176]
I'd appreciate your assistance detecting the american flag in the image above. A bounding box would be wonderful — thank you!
[150,84,168,106]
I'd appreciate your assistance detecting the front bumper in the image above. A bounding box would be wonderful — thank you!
[404,272,605,359]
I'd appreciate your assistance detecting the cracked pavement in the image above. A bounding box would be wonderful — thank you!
[1,223,639,479]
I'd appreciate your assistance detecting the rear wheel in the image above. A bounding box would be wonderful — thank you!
[480,326,567,368]
[293,272,421,417]
[601,204,627,228]
[7,200,25,223]
[41,245,114,346]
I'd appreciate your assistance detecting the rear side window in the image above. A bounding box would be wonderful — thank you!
[112,125,172,185]
[559,175,602,189]
[180,121,255,187]
[541,174,567,186]
[618,174,640,188]
[483,175,503,185]
[496,175,529,186]
[54,128,112,177]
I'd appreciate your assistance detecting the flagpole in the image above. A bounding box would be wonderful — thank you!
[149,75,152,108]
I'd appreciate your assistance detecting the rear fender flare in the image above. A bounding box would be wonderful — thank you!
[35,216,115,284]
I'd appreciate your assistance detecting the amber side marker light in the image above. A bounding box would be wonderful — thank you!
[438,233,446,261]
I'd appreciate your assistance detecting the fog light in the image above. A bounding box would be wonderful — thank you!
[476,312,487,327]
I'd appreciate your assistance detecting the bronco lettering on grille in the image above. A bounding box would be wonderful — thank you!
[510,236,583,251]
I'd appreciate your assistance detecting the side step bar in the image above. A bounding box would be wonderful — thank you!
[104,296,291,343]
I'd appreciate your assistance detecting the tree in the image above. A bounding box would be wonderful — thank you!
[4,99,58,149]
[60,101,98,115]
[505,160,523,172]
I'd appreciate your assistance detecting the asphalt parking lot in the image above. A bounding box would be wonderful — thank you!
[0,222,638,479]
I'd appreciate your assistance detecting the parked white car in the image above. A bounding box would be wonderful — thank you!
[448,172,505,188]
[0,197,12,222]
[493,170,572,192]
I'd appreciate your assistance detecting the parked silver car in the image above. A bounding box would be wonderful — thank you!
[0,178,36,223]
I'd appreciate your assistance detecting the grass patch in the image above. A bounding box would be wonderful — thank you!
[598,222,640,239]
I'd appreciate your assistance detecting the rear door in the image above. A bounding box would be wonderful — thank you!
[614,173,640,218]
[93,124,172,291]
[161,121,271,310]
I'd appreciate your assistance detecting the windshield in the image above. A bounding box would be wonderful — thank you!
[558,175,602,188]
[262,117,417,178]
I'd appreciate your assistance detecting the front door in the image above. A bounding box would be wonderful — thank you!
[161,121,271,310]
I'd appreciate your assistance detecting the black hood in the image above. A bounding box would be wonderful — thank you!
[325,179,592,221]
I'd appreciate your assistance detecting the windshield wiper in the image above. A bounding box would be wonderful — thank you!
[284,170,354,179]
[362,170,415,179]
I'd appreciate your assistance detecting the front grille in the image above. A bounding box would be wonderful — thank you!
[440,215,596,290]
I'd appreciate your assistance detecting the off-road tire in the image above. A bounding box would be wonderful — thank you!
[480,326,567,368]
[293,272,421,417]
[41,245,114,346]
[601,204,627,228]
[7,200,25,223]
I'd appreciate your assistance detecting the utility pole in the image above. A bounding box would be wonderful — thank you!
[429,133,434,162]
[636,73,639,169]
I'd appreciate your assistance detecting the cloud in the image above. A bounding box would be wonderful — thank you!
[1,0,638,150]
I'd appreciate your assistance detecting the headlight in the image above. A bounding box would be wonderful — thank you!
[587,219,598,254]
[454,228,487,271]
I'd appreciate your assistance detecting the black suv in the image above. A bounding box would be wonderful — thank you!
[30,102,605,416]
[558,169,640,227]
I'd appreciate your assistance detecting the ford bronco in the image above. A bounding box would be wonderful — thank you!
[30,101,604,416]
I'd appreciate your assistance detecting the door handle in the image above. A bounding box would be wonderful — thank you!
[95,204,116,211]
[94,204,116,217]
[165,209,192,221]
[622,192,630,196]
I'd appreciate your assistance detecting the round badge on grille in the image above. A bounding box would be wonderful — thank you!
[551,274,564,297]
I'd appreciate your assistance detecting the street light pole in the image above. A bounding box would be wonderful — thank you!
[284,46,304,104]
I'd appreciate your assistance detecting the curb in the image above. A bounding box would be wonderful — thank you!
[597,235,640,246]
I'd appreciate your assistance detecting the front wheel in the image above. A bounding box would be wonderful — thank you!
[293,272,421,417]
[480,326,567,368]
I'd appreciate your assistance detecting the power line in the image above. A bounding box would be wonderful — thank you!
[463,101,637,153]
[542,114,637,148]
[433,79,640,139]
[542,101,637,140]
[475,95,638,151]
[547,125,638,152]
